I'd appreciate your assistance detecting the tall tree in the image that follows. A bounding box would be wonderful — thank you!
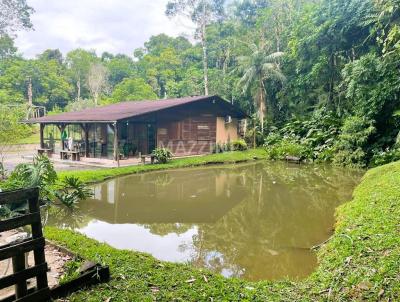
[87,63,109,106]
[0,105,30,174]
[109,78,157,103]
[166,0,225,95]
[237,41,285,131]
[37,49,63,65]
[0,34,17,59]
[232,0,269,27]
[104,54,135,88]
[65,49,97,101]
[0,59,73,109]
[0,0,34,36]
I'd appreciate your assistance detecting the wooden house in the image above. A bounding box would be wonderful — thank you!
[28,95,247,160]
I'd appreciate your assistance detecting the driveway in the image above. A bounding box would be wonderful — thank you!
[2,145,96,173]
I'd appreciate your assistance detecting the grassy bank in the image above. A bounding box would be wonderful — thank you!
[58,148,267,184]
[17,131,40,144]
[46,160,400,301]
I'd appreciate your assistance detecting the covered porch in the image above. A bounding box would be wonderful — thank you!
[38,119,157,162]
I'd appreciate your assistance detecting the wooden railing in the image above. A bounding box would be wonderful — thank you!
[0,187,50,302]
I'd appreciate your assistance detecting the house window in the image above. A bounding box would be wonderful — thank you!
[168,122,182,140]
[158,128,167,135]
[197,124,211,140]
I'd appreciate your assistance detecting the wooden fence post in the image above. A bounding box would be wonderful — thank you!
[0,187,51,301]
[12,253,27,298]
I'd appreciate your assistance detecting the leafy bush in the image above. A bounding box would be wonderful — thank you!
[264,110,340,162]
[152,147,173,164]
[264,131,282,146]
[231,139,248,151]
[6,154,58,201]
[244,126,264,148]
[370,148,400,167]
[315,147,335,162]
[213,142,233,153]
[55,176,93,207]
[332,116,375,167]
[0,105,32,169]
[265,140,312,160]
[281,111,340,157]
[0,155,91,209]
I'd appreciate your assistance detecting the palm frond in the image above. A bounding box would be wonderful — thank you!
[265,52,285,61]
[238,66,256,93]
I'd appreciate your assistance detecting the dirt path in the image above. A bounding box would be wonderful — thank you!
[0,229,71,299]
[1,144,96,172]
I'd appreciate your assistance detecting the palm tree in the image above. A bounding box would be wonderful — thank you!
[237,41,285,132]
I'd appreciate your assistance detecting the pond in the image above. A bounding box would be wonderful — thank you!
[49,161,363,281]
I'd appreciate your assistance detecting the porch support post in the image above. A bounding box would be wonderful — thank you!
[113,122,119,161]
[78,123,90,157]
[84,124,90,157]
[39,123,44,149]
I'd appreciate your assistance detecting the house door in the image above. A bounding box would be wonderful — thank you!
[136,123,156,155]
[147,123,156,154]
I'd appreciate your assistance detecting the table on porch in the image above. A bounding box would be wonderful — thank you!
[60,150,80,161]
[37,148,52,157]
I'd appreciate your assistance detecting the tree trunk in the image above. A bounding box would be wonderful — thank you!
[201,2,209,96]
[259,81,266,133]
[253,127,256,149]
[39,123,44,149]
[27,77,32,106]
[77,77,81,102]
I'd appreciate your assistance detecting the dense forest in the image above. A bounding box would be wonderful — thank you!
[1,0,400,167]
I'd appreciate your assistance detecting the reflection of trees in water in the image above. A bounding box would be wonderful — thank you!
[177,162,362,280]
[260,162,362,203]
[141,223,193,236]
[45,205,92,230]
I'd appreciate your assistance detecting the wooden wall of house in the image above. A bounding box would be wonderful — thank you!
[157,114,217,156]
[216,117,239,144]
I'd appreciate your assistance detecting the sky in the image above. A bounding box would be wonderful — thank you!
[15,0,191,58]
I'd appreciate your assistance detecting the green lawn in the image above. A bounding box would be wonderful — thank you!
[46,157,400,301]
[15,127,40,145]
[58,148,268,184]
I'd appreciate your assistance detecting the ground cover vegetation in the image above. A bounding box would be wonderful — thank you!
[45,160,400,301]
[58,148,267,184]
[2,0,400,168]
[0,154,92,215]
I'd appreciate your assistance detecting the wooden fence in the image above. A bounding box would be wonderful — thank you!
[0,187,50,302]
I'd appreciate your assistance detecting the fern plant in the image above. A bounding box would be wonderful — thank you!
[152,148,173,164]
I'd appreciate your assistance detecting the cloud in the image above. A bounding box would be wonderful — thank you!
[15,0,191,58]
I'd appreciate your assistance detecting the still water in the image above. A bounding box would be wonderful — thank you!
[49,161,362,281]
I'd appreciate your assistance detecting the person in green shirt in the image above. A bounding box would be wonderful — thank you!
[61,130,68,149]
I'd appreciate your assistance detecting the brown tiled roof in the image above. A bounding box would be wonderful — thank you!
[28,95,247,123]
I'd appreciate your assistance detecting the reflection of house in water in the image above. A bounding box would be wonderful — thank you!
[84,167,248,224]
